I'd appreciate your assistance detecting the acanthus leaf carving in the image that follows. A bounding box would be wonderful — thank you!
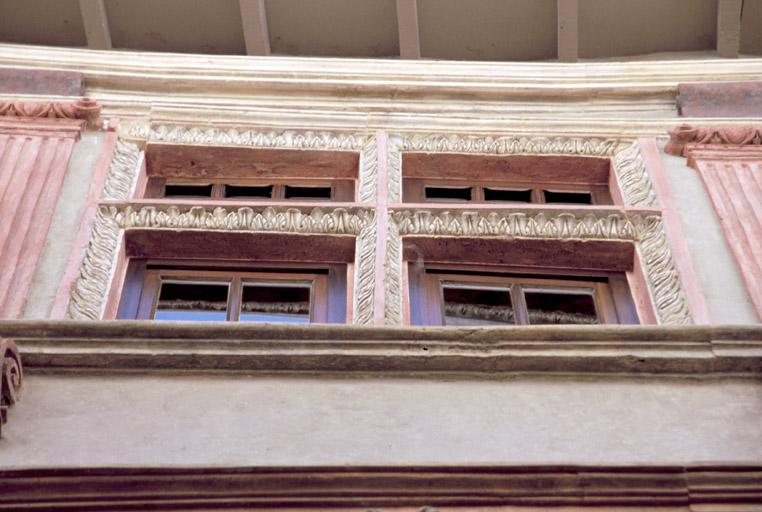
[612,141,659,208]
[400,133,622,156]
[0,98,100,125]
[666,124,762,156]
[101,140,141,201]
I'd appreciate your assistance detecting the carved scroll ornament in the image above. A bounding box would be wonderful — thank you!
[665,124,762,156]
[0,338,22,438]
[0,97,100,125]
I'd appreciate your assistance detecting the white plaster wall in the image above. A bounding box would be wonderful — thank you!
[2,374,761,468]
[23,132,105,319]
[657,143,757,324]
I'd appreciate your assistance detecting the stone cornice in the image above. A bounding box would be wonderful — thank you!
[0,464,761,509]
[6,321,760,376]
[0,97,100,125]
[665,124,762,156]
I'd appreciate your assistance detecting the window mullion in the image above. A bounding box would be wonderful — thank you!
[228,277,242,322]
[511,283,529,325]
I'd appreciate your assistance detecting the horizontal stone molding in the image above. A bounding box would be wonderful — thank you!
[0,97,100,125]
[666,124,762,156]
[0,464,761,509]
[6,321,760,376]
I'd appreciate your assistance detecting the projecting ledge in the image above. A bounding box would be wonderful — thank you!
[2,321,760,377]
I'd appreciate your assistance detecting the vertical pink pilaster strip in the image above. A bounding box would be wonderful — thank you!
[691,152,762,320]
[638,139,710,324]
[0,128,80,318]
[373,130,389,325]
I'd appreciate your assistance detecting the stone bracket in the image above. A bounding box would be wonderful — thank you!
[0,338,22,438]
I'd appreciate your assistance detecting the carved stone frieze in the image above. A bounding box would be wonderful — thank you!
[387,209,692,325]
[400,133,623,156]
[68,204,376,322]
[0,338,22,438]
[125,123,368,151]
[666,124,762,156]
[0,97,100,124]
[612,141,659,208]
[101,140,142,201]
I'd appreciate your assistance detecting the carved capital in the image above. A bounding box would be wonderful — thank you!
[0,97,101,126]
[666,124,762,156]
[0,338,22,438]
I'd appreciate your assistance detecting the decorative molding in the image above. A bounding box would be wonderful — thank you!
[400,133,623,156]
[68,204,374,321]
[358,135,378,202]
[392,209,640,240]
[665,124,762,156]
[612,141,659,208]
[0,338,22,438]
[388,209,692,325]
[100,140,141,200]
[384,219,403,325]
[0,97,100,124]
[387,134,403,203]
[353,220,377,325]
[125,123,369,151]
[637,216,693,325]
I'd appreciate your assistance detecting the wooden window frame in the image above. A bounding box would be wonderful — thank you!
[403,178,613,205]
[144,177,356,202]
[408,263,635,326]
[119,260,348,324]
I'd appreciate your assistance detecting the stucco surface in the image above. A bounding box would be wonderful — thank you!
[2,374,761,468]
[658,144,757,324]
[23,132,105,319]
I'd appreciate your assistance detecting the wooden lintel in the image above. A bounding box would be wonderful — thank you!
[78,0,112,50]
[557,0,578,62]
[239,0,271,55]
[396,0,421,59]
[717,0,743,58]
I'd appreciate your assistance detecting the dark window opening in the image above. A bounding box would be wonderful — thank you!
[424,186,472,201]
[224,184,274,199]
[543,190,593,205]
[524,290,598,325]
[284,185,332,199]
[163,184,214,198]
[154,281,229,321]
[240,283,311,324]
[483,187,532,203]
[442,284,514,326]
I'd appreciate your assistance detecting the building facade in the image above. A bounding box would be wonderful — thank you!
[0,1,761,509]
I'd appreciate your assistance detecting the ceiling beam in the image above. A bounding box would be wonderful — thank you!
[396,0,421,59]
[717,0,743,58]
[239,0,271,55]
[79,0,112,50]
[557,0,578,62]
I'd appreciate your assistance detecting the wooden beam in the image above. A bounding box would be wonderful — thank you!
[557,0,578,62]
[79,0,111,50]
[717,0,743,58]
[396,0,420,59]
[239,0,271,55]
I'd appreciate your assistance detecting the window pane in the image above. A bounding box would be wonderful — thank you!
[224,184,274,198]
[442,284,514,326]
[284,185,332,199]
[543,190,593,204]
[240,283,311,323]
[524,290,598,324]
[483,187,532,203]
[154,281,229,321]
[424,186,472,201]
[163,184,214,198]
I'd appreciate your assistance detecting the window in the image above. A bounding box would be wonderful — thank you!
[401,153,615,205]
[409,265,637,326]
[118,261,348,324]
[144,179,354,202]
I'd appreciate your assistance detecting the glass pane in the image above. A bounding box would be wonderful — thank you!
[224,184,273,198]
[154,281,229,321]
[524,290,598,324]
[424,186,472,201]
[240,283,311,323]
[284,185,332,199]
[442,284,514,326]
[483,187,532,203]
[543,190,593,204]
[163,184,214,198]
